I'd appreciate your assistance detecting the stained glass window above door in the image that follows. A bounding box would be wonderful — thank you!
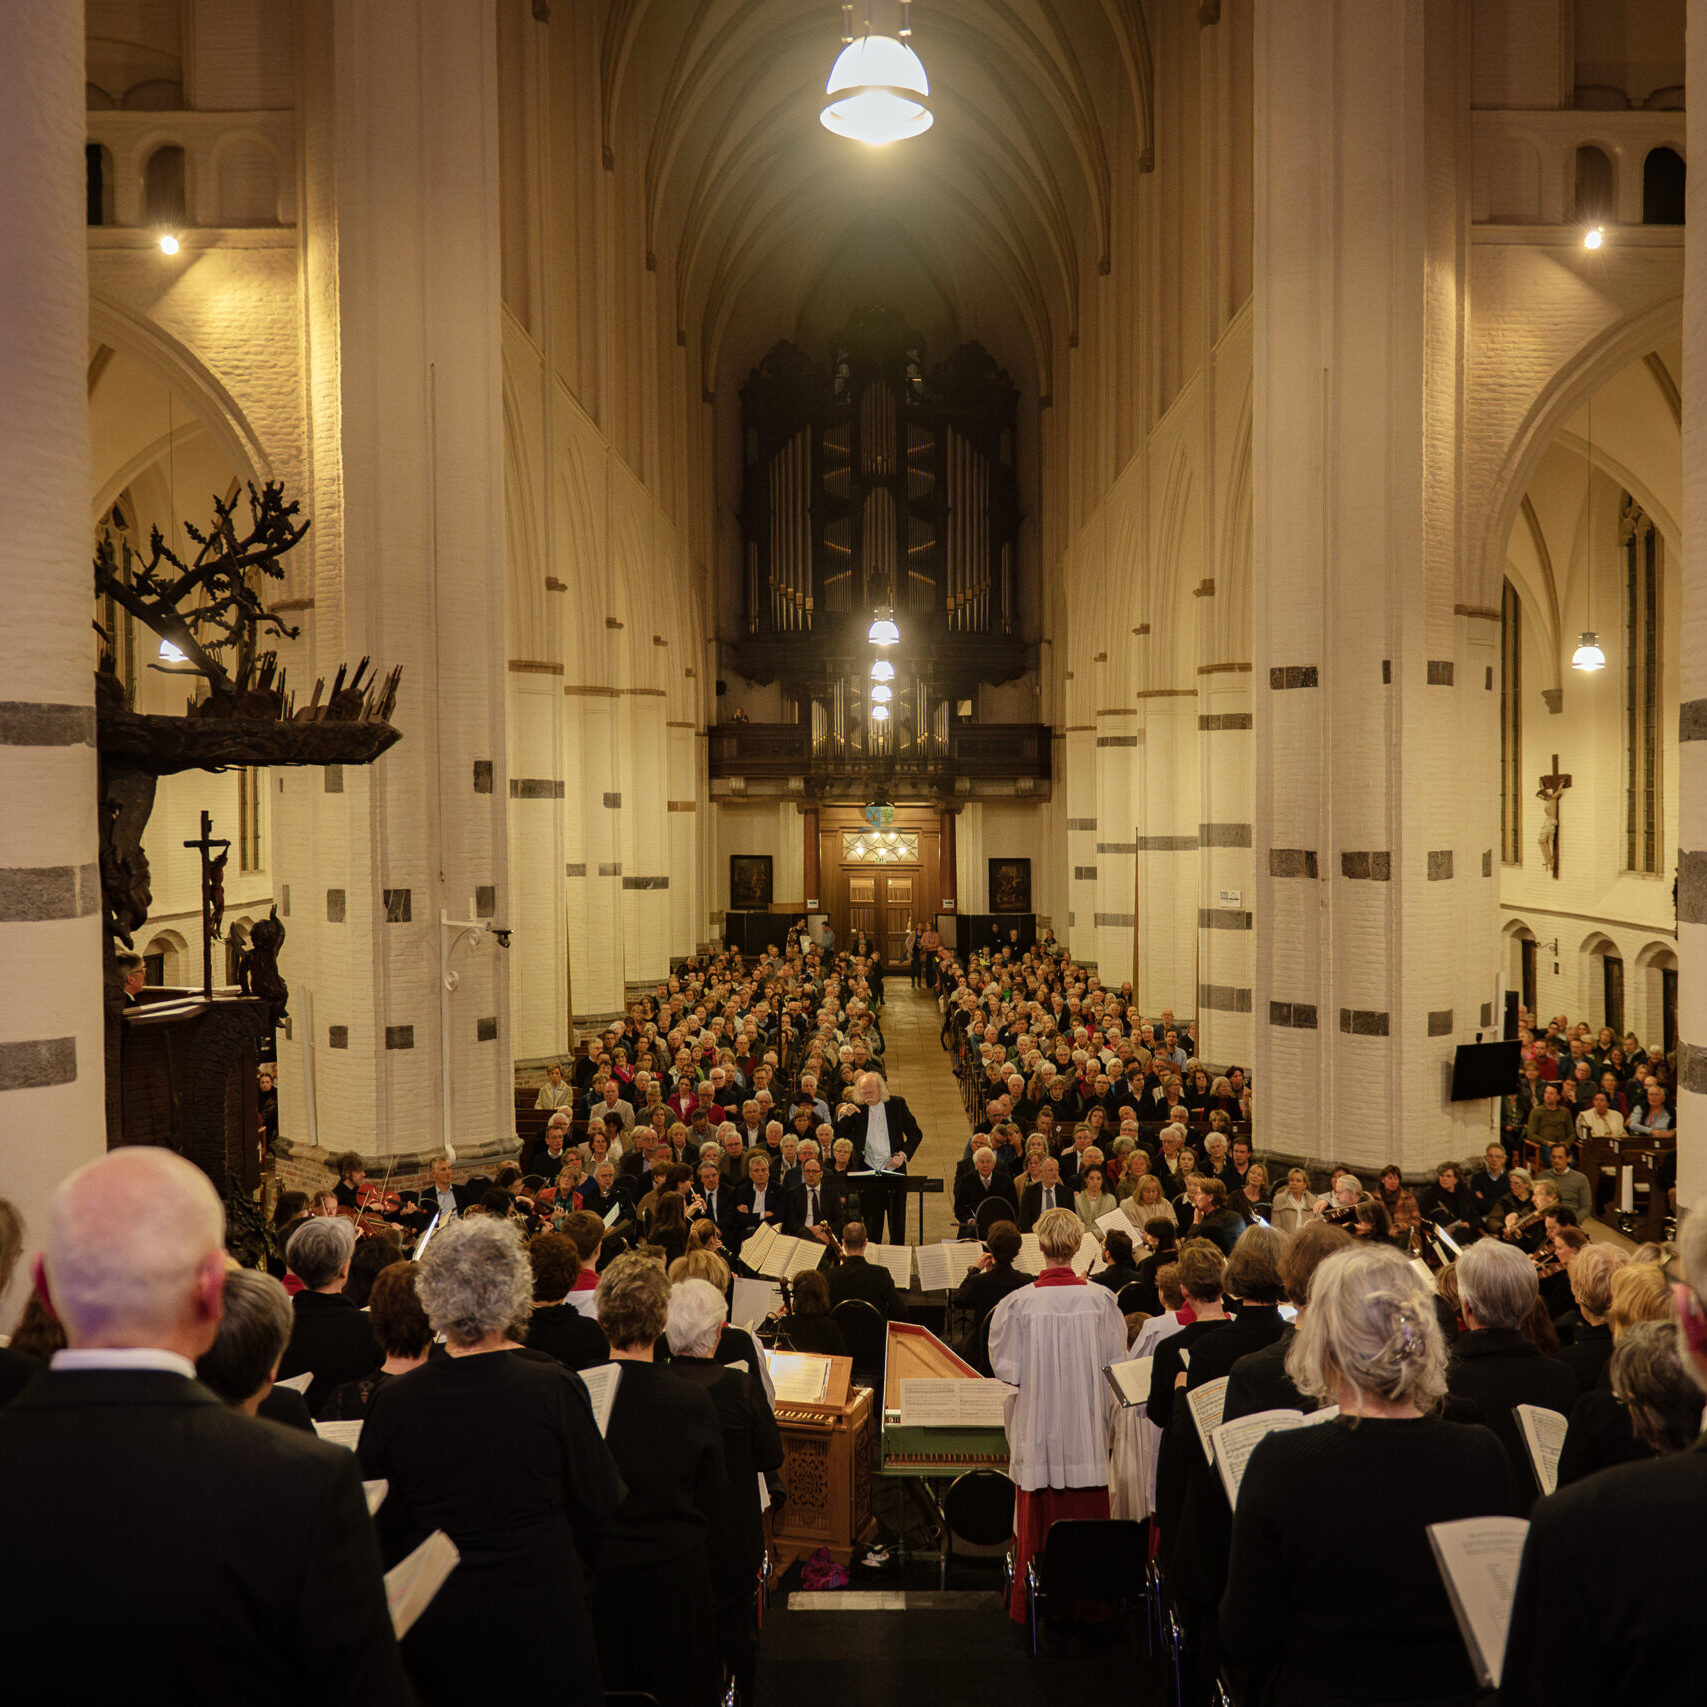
[842,830,919,864]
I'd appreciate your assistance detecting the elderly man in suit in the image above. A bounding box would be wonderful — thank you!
[955,1143,1019,1237]
[834,1070,925,1244]
[0,1148,409,1705]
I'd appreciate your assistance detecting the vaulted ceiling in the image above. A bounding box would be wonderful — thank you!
[597,0,1153,400]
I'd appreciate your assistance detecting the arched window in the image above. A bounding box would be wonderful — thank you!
[1500,580,1522,863]
[1621,495,1660,873]
[1642,147,1686,225]
[144,143,187,227]
[1574,145,1614,222]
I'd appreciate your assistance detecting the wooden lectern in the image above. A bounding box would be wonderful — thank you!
[766,1352,875,1569]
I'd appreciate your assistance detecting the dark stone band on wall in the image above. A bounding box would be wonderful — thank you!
[1199,983,1253,1013]
[1268,666,1318,690]
[0,863,100,921]
[1679,700,1707,741]
[1138,835,1199,851]
[0,701,95,747]
[1198,908,1252,930]
[1199,712,1253,729]
[0,1036,76,1089]
[622,875,670,889]
[1199,822,1252,848]
[1340,1009,1391,1036]
[1094,912,1134,927]
[1340,851,1392,880]
[509,778,566,798]
[1269,848,1319,878]
[1428,1009,1454,1036]
[1676,851,1707,925]
[1677,1042,1707,1096]
[1269,1001,1319,1029]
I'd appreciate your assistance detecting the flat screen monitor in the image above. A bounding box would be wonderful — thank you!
[1449,1040,1521,1102]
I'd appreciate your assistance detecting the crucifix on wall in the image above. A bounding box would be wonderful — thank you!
[1536,754,1571,879]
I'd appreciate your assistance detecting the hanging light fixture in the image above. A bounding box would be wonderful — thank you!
[1573,394,1606,671]
[821,3,933,147]
[870,703,891,723]
[867,605,900,646]
[870,658,895,682]
[871,683,892,704]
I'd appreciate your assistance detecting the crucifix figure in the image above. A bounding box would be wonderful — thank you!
[183,809,231,998]
[1537,754,1572,879]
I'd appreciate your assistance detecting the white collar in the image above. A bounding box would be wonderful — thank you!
[52,1347,197,1379]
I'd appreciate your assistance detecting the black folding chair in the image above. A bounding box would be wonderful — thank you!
[937,1468,1015,1589]
[1023,1518,1149,1657]
[975,1197,1018,1239]
[828,1297,887,1390]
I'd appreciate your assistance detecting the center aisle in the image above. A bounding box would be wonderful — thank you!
[875,982,971,1244]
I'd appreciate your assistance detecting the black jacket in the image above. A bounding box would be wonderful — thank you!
[277,1290,382,1419]
[833,1095,925,1167]
[826,1253,901,1320]
[1445,1327,1578,1510]
[1503,1437,1707,1707]
[953,1168,1018,1227]
[0,1370,409,1706]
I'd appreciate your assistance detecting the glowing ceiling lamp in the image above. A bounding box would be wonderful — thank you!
[870,659,895,682]
[867,606,900,646]
[821,4,933,147]
[1571,632,1605,670]
[870,683,893,704]
[870,702,890,723]
[159,638,187,663]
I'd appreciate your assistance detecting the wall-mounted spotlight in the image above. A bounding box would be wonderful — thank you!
[1583,224,1604,251]
[157,229,181,255]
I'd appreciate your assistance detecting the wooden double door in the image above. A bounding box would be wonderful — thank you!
[815,808,942,965]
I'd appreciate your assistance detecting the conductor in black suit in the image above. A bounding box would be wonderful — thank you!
[954,1143,1019,1236]
[834,1071,925,1243]
[1501,1206,1707,1707]
[0,1147,410,1706]
[826,1221,901,1320]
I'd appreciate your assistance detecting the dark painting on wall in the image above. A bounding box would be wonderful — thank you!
[730,854,773,910]
[989,857,1031,913]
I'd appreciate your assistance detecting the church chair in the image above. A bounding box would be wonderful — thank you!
[828,1296,886,1389]
[937,1467,1015,1589]
[1023,1517,1148,1657]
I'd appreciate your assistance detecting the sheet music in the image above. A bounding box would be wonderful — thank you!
[1096,1205,1137,1237]
[1185,1376,1229,1463]
[1075,1231,1104,1276]
[1409,1257,1436,1288]
[273,1371,312,1394]
[1209,1409,1308,1505]
[864,1242,916,1289]
[899,1377,1010,1428]
[915,1240,982,1292]
[313,1419,364,1450]
[1436,1224,1463,1258]
[1426,1517,1531,1688]
[1014,1234,1046,1275]
[1103,1356,1153,1408]
[764,1349,833,1405]
[577,1362,622,1436]
[783,1238,827,1279]
[384,1530,460,1639]
[1514,1403,1568,1497]
[731,1276,775,1331]
[362,1478,389,1515]
[742,1224,781,1273]
[602,1203,622,1228]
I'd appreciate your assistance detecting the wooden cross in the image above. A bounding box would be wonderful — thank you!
[183,809,231,998]
[1537,753,1572,879]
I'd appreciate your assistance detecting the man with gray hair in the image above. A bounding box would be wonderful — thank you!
[1445,1237,1576,1509]
[0,1148,409,1703]
[277,1214,381,1417]
[1502,1208,1707,1705]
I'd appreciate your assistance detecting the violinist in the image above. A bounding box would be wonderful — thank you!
[329,1150,367,1210]
[1317,1171,1361,1229]
[1487,1166,1541,1246]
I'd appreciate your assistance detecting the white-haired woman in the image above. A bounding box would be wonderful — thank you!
[1221,1244,1516,1706]
[664,1278,783,1704]
[358,1217,622,1707]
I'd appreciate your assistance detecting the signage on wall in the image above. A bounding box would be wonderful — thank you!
[1219,889,1242,908]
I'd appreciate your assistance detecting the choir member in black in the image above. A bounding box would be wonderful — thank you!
[1091,1227,1144,1298]
[358,1217,623,1707]
[594,1254,727,1707]
[1554,1244,1620,1395]
[195,1267,312,1431]
[1221,1243,1516,1707]
[1444,1238,1576,1509]
[523,1233,610,1372]
[1503,1210,1707,1707]
[664,1278,784,1705]
[1223,1220,1353,1421]
[1555,1259,1675,1486]
[277,1216,382,1417]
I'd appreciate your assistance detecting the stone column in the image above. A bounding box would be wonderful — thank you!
[1251,1,1494,1171]
[281,0,512,1161]
[1677,12,1707,1209]
[0,3,105,1288]
[802,806,820,911]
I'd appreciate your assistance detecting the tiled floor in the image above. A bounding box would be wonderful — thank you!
[878,981,972,1243]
